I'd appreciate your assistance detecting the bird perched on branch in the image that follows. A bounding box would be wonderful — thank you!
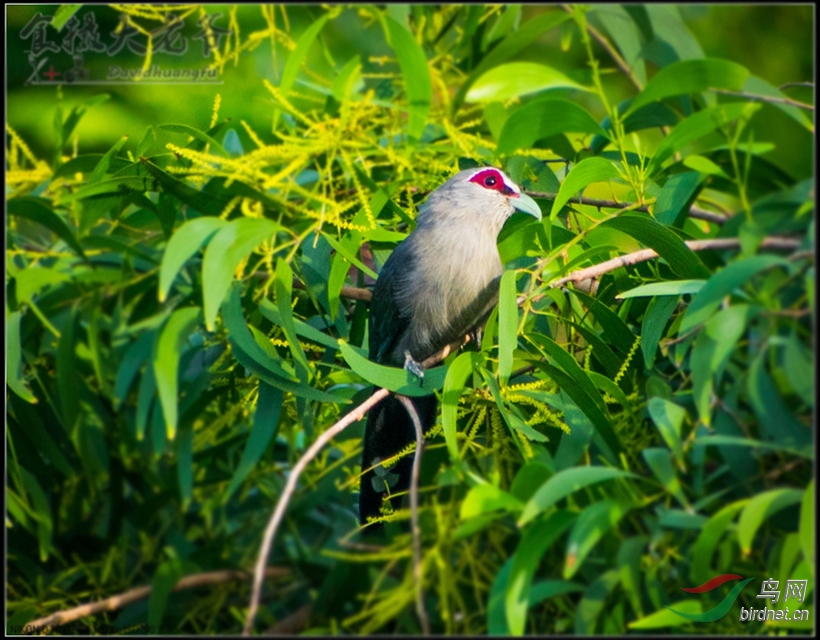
[359,167,542,529]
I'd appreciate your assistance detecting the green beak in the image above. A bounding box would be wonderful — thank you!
[512,192,542,220]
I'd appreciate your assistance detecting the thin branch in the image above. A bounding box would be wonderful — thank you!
[550,237,803,288]
[709,87,814,111]
[264,603,313,635]
[253,273,374,302]
[559,4,643,91]
[779,81,814,90]
[242,336,467,636]
[395,394,430,635]
[24,568,289,634]
[525,191,729,225]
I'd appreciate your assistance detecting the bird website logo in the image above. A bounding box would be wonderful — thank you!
[665,574,811,623]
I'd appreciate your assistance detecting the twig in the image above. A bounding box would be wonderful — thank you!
[779,81,814,90]
[395,395,431,635]
[24,568,289,634]
[549,237,802,288]
[559,4,643,91]
[264,603,313,635]
[253,273,374,303]
[524,191,729,225]
[709,88,814,111]
[242,336,467,635]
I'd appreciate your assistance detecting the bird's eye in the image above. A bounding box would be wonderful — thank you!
[485,176,497,187]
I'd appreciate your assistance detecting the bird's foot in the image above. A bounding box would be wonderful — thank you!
[467,326,483,349]
[404,351,425,383]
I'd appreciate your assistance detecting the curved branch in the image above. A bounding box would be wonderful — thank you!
[395,394,430,635]
[242,336,467,635]
[524,191,729,225]
[550,236,803,288]
[24,568,289,634]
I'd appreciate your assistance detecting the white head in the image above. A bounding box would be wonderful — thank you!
[416,167,542,234]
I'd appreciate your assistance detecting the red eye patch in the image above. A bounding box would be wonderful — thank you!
[468,168,516,196]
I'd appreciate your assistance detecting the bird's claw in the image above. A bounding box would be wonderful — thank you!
[468,326,483,348]
[404,351,425,383]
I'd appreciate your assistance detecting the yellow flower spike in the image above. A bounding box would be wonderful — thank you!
[613,334,641,385]
[210,94,222,129]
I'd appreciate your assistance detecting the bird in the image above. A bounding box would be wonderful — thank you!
[359,166,542,529]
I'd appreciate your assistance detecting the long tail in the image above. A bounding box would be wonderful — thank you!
[359,394,437,530]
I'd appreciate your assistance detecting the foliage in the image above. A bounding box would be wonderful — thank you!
[6,4,814,635]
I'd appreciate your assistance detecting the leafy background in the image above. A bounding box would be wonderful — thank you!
[6,4,815,635]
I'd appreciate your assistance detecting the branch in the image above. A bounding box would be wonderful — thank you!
[709,87,814,111]
[559,4,643,91]
[524,191,729,225]
[23,568,289,634]
[550,236,803,288]
[242,336,467,635]
[395,395,430,635]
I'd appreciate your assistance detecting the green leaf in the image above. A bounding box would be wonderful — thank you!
[225,383,283,501]
[19,469,53,561]
[618,279,705,299]
[526,334,605,414]
[640,294,678,369]
[601,213,710,279]
[51,5,82,31]
[258,298,340,350]
[454,10,571,112]
[222,286,296,382]
[653,171,703,227]
[627,58,750,114]
[647,397,685,466]
[383,15,432,141]
[202,217,281,331]
[113,330,156,409]
[56,306,80,433]
[338,340,447,397]
[7,197,87,260]
[528,361,620,460]
[575,569,620,634]
[690,499,747,584]
[799,481,814,575]
[467,62,591,103]
[679,255,788,333]
[6,311,37,403]
[441,351,477,464]
[629,601,702,629]
[274,257,310,379]
[564,499,631,578]
[89,135,130,183]
[690,304,753,426]
[647,102,756,174]
[643,448,689,508]
[148,557,186,630]
[497,99,608,157]
[460,483,523,520]
[737,489,804,556]
[498,269,519,384]
[519,466,638,526]
[158,124,229,157]
[592,5,647,85]
[153,307,201,440]
[506,511,576,634]
[550,157,622,221]
[159,217,226,302]
[274,14,330,130]
[139,158,227,215]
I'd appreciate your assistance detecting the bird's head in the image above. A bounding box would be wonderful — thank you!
[417,167,542,234]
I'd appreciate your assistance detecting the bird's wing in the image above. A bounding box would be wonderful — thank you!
[368,242,413,365]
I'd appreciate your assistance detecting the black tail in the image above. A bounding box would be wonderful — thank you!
[359,394,437,531]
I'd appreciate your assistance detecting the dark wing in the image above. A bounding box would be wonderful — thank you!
[368,240,414,365]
